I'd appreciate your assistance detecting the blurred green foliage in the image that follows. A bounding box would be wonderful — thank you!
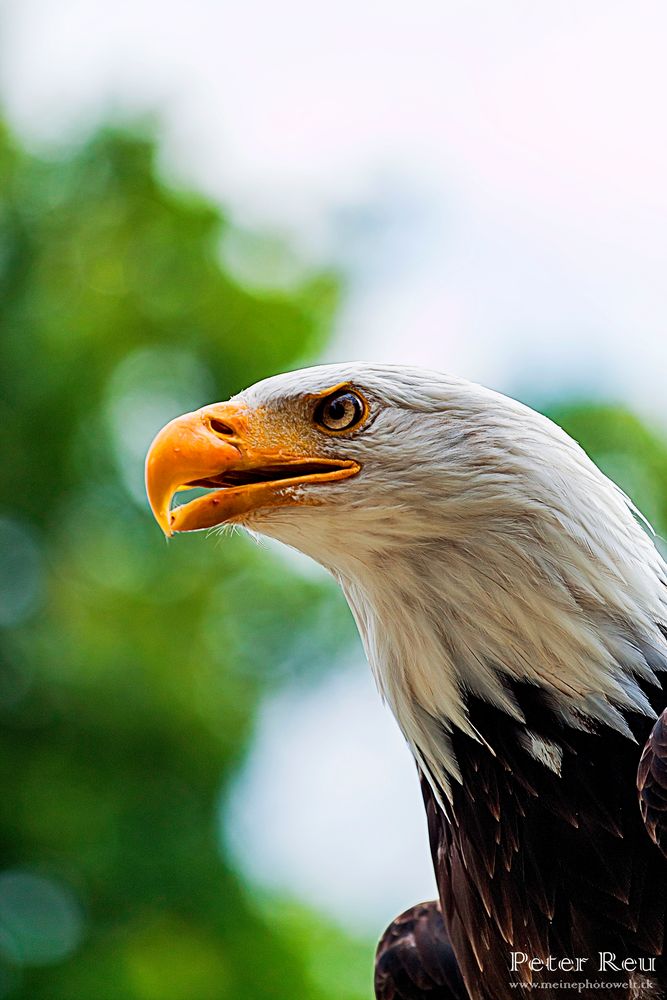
[0,121,365,1000]
[1,116,667,1000]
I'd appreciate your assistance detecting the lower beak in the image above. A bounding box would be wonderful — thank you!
[145,402,359,537]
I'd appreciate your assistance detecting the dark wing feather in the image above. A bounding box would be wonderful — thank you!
[422,679,667,1000]
[374,901,468,1000]
[638,708,667,858]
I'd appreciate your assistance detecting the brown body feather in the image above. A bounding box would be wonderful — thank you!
[377,683,667,1000]
[429,682,667,999]
[638,708,667,860]
[375,901,467,1000]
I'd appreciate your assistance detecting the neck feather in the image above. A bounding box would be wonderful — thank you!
[333,493,667,800]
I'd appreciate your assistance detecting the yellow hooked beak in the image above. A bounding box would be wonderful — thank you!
[145,400,359,537]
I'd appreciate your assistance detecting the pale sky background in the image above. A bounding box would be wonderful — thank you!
[2,0,667,936]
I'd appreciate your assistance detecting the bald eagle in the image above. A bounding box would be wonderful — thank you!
[146,365,667,999]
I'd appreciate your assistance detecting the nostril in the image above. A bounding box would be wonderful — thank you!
[209,418,236,438]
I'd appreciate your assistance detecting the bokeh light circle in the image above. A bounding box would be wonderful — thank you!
[0,518,43,629]
[0,870,84,967]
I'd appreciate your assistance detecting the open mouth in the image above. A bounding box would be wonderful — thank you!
[182,460,352,491]
[165,458,360,534]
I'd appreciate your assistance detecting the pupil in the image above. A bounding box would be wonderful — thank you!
[329,400,346,419]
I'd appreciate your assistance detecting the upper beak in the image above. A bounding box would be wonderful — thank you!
[145,402,245,536]
[145,401,359,537]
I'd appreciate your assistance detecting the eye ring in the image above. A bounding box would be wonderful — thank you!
[314,389,366,433]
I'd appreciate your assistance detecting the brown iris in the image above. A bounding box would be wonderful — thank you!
[314,390,365,432]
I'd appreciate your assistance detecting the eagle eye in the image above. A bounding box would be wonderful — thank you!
[314,390,365,433]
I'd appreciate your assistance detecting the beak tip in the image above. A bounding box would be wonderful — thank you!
[156,508,175,539]
[145,449,177,539]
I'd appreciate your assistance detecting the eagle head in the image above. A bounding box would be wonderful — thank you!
[146,363,667,790]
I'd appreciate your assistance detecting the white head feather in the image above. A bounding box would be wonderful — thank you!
[237,363,667,796]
